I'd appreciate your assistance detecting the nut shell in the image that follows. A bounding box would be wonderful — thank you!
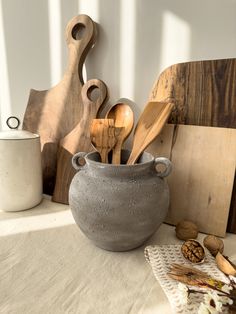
[181,239,205,263]
[203,235,224,257]
[175,220,198,240]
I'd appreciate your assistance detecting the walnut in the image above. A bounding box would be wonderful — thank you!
[203,235,224,257]
[181,239,205,263]
[175,220,198,240]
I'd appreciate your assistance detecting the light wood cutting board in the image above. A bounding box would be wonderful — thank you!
[23,15,97,195]
[147,124,236,237]
[149,58,236,233]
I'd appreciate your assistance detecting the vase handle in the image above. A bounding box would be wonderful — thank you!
[154,157,172,178]
[72,152,87,171]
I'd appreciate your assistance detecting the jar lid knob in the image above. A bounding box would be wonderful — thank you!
[6,116,20,130]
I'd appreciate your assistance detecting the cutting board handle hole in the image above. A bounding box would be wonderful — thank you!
[72,23,86,40]
[87,86,100,102]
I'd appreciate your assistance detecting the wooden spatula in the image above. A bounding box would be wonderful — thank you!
[52,79,108,204]
[23,15,97,195]
[127,101,174,165]
[90,119,122,163]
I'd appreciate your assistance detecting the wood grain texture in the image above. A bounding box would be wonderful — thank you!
[90,119,121,163]
[52,79,108,204]
[147,124,236,237]
[150,59,236,127]
[23,15,96,194]
[149,58,236,233]
[127,102,174,165]
[105,103,134,164]
[228,176,236,232]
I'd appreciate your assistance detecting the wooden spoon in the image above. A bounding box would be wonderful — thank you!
[90,119,122,163]
[105,102,134,164]
[127,101,174,165]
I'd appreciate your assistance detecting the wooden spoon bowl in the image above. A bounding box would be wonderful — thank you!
[106,102,134,164]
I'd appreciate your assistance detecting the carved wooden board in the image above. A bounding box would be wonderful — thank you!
[149,58,236,233]
[150,59,236,127]
[147,124,236,237]
[23,15,97,195]
[52,79,108,204]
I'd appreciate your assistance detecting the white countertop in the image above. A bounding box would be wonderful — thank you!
[1,197,236,314]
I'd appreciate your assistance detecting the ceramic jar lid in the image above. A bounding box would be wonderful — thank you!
[0,116,39,140]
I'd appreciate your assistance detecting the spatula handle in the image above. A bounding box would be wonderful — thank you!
[100,149,109,163]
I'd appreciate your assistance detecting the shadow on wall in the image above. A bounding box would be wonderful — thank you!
[0,0,236,129]
[0,0,78,128]
[0,0,51,128]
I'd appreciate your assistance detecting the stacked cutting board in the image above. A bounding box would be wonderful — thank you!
[23,15,108,204]
[147,59,236,236]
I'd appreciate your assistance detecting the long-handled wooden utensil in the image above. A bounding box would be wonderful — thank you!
[52,79,108,204]
[127,101,174,165]
[105,102,134,164]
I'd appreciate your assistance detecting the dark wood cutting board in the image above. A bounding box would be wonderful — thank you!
[23,15,97,195]
[150,59,236,127]
[52,79,108,204]
[149,58,236,233]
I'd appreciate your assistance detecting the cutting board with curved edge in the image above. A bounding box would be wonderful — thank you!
[149,58,236,233]
[23,15,97,195]
[150,58,236,128]
[52,79,108,204]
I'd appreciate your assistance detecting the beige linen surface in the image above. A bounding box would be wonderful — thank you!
[0,197,236,314]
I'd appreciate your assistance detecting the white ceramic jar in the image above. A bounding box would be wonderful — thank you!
[0,116,42,211]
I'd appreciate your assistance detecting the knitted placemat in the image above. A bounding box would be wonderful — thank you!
[144,245,228,313]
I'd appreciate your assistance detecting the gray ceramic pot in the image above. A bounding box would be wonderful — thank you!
[69,150,172,251]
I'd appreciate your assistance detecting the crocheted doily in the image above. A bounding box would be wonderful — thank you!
[144,245,229,314]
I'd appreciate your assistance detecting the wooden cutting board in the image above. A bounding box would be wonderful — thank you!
[147,124,236,237]
[150,59,236,127]
[52,79,108,204]
[23,15,97,195]
[149,58,236,233]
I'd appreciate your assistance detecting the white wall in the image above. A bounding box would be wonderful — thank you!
[1,0,236,129]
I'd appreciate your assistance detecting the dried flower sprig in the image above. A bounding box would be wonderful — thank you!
[168,263,226,290]
[168,263,236,313]
[177,282,233,313]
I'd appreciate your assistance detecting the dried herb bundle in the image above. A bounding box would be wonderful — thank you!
[168,263,225,289]
[167,263,236,313]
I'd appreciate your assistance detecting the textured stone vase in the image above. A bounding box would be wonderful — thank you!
[69,150,172,251]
